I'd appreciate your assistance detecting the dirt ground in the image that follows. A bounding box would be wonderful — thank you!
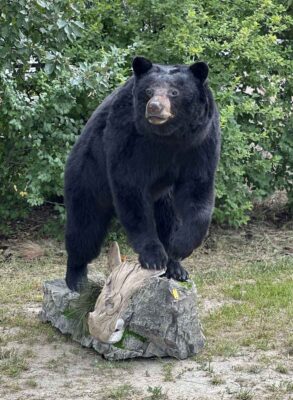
[0,205,292,400]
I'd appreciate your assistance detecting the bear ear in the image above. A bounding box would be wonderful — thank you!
[189,61,209,83]
[132,56,153,76]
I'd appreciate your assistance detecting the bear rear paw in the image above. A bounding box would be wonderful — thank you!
[65,265,88,292]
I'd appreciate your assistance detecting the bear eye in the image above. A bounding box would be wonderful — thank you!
[145,88,154,97]
[169,89,179,97]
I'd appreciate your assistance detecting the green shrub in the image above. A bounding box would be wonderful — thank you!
[0,0,292,230]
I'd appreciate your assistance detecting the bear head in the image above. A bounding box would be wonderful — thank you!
[132,56,212,145]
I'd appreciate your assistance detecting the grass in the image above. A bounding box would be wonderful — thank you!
[267,380,293,394]
[235,389,254,400]
[25,379,38,388]
[46,355,68,373]
[275,363,288,374]
[146,386,168,400]
[197,358,214,373]
[0,348,29,377]
[102,384,137,400]
[246,364,262,374]
[161,362,174,382]
[210,374,225,385]
[0,347,16,360]
[197,258,293,358]
[0,220,292,398]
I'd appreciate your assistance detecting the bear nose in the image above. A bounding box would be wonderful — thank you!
[148,100,163,114]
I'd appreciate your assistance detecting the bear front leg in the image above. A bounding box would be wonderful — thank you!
[154,193,189,281]
[170,176,215,261]
[109,178,168,270]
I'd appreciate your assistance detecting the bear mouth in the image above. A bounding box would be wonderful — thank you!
[146,111,174,125]
[147,115,169,125]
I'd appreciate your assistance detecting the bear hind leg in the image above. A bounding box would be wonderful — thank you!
[65,206,113,291]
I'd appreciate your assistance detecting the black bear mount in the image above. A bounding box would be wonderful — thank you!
[64,56,221,291]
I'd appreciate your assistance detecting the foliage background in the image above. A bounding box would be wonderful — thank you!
[0,0,292,231]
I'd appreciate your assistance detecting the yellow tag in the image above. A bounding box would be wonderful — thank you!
[172,288,179,300]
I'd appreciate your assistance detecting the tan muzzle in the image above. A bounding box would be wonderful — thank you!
[145,95,174,125]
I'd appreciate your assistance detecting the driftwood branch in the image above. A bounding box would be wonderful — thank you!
[88,242,164,343]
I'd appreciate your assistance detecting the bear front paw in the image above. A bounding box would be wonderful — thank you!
[138,241,168,270]
[165,260,189,281]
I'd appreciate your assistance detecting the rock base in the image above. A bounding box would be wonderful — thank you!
[40,277,205,360]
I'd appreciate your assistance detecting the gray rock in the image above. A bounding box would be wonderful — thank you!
[40,277,204,360]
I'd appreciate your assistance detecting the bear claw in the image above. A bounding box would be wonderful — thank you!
[165,260,189,281]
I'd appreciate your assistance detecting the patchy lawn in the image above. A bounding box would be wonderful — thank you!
[0,221,292,400]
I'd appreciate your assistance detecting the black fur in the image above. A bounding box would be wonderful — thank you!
[64,57,221,291]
